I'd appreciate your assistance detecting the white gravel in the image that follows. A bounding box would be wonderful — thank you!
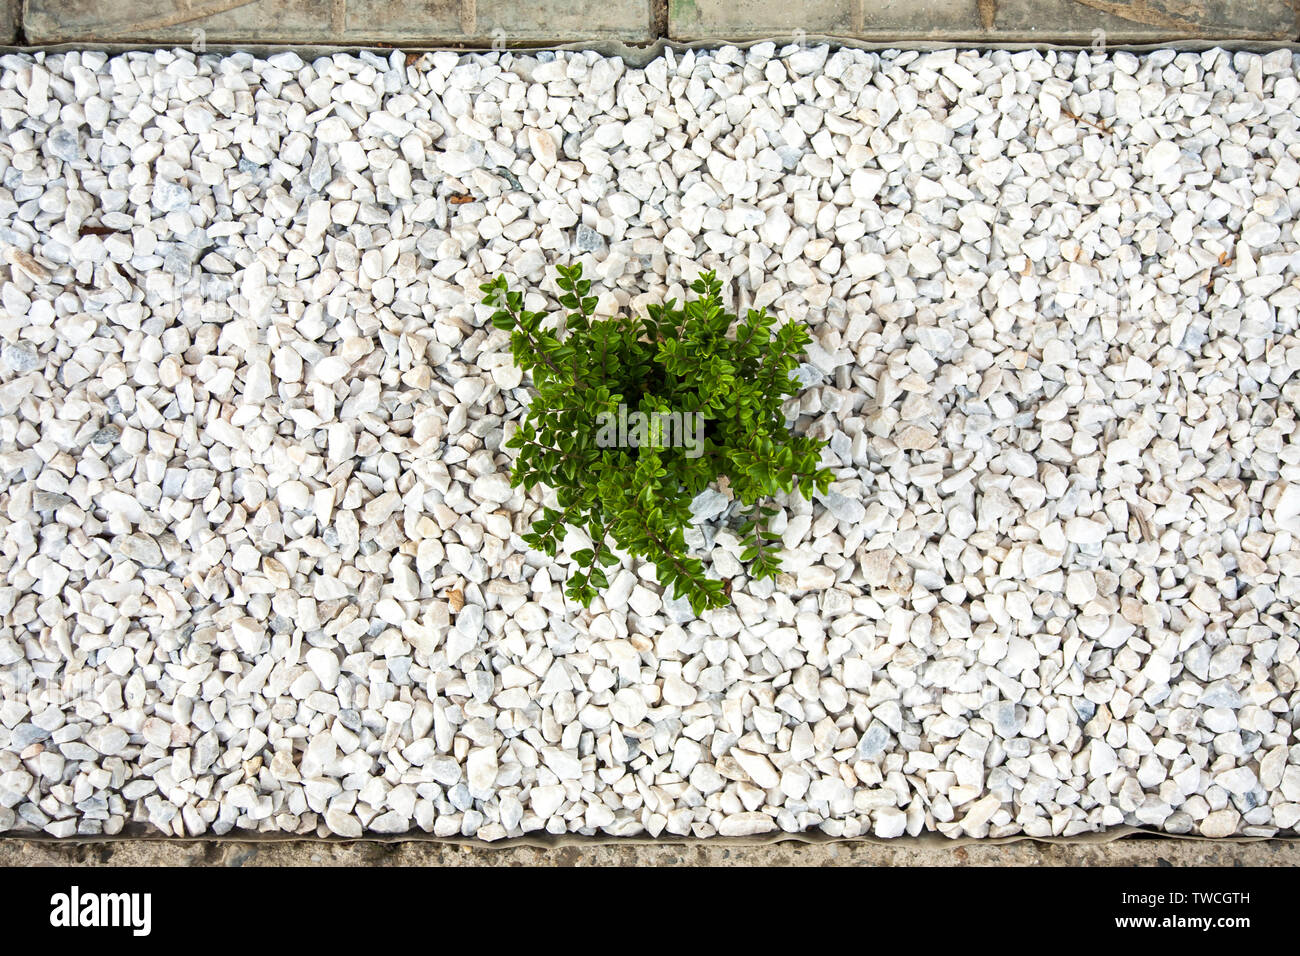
[1,44,1299,841]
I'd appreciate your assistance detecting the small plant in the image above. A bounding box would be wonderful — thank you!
[481,265,832,615]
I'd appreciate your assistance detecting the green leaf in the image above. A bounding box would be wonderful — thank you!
[498,263,827,615]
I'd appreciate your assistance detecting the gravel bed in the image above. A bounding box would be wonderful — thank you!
[1,44,1299,841]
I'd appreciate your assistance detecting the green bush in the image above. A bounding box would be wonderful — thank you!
[481,264,832,615]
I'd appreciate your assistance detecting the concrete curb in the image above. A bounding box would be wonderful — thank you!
[4,836,1299,866]
[5,0,1299,46]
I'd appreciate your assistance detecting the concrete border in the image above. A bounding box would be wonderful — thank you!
[8,0,1300,45]
[22,0,659,45]
[2,835,1297,866]
[670,0,1298,43]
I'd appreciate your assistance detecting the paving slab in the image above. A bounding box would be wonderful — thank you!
[669,0,1299,42]
[1,0,15,42]
[22,0,656,44]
